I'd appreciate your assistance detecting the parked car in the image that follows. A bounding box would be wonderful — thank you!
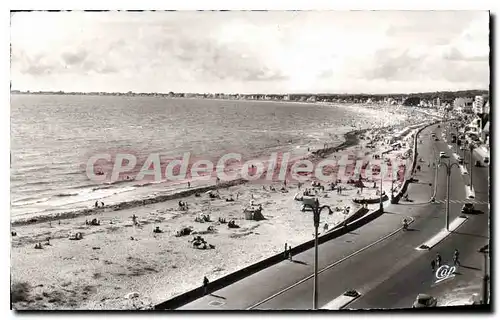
[462,203,474,214]
[435,137,439,141]
[413,294,438,308]
[439,152,448,158]
[458,157,464,164]
[475,160,482,167]
[437,125,441,128]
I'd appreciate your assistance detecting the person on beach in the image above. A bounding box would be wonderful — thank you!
[188,182,191,188]
[203,276,209,295]
[132,214,137,225]
[95,201,99,208]
[101,201,104,207]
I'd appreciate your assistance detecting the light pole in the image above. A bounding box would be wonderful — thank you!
[478,245,489,304]
[302,199,332,310]
[379,160,384,212]
[438,159,460,231]
[469,144,474,190]
[431,155,439,201]
[390,179,395,202]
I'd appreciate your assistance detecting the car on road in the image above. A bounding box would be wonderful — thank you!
[475,160,482,167]
[439,152,448,158]
[437,125,441,128]
[434,137,439,141]
[458,157,464,164]
[461,203,475,214]
[413,294,438,308]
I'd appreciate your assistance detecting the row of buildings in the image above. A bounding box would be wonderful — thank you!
[454,95,490,148]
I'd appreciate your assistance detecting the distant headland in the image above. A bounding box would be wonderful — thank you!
[11,89,488,106]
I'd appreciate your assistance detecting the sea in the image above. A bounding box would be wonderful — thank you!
[10,94,394,221]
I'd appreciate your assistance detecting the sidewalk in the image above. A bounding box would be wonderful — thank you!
[178,201,404,310]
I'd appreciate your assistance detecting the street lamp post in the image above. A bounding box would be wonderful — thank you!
[303,199,332,310]
[438,159,460,231]
[479,245,490,304]
[390,179,395,201]
[379,162,384,212]
[469,144,474,190]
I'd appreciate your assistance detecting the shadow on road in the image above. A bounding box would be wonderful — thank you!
[383,211,400,215]
[209,294,227,300]
[452,231,488,239]
[291,259,308,266]
[460,265,482,271]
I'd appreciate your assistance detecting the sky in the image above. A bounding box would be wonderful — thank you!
[10,10,490,94]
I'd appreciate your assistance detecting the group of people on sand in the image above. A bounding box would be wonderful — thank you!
[263,185,288,193]
[191,235,215,250]
[178,200,189,210]
[85,218,100,226]
[195,214,211,223]
[94,201,105,208]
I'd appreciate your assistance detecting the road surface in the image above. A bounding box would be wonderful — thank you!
[177,122,489,310]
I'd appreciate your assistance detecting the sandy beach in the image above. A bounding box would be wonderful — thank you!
[11,106,434,310]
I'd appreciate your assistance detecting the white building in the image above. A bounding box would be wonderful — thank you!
[454,97,465,109]
[473,96,485,114]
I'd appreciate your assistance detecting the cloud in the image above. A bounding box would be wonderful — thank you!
[364,49,424,81]
[10,11,490,93]
[442,47,488,62]
[61,49,88,66]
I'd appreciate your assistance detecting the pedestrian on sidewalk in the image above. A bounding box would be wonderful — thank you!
[203,276,209,295]
[288,247,293,261]
[431,259,436,272]
[284,243,288,259]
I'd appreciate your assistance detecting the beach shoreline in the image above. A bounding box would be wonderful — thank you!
[11,113,429,310]
[11,125,365,227]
